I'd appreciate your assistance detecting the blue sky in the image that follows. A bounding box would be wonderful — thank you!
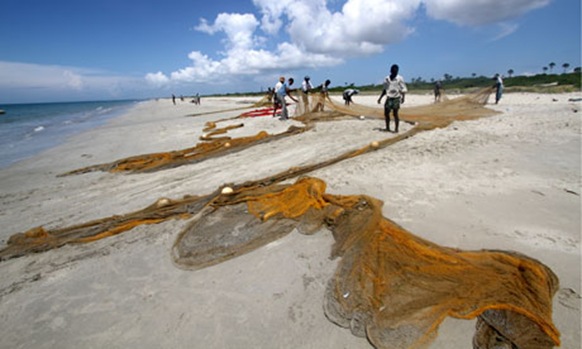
[0,0,580,103]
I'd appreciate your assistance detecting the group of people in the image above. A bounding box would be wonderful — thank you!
[271,76,331,120]
[271,65,408,132]
[171,93,201,105]
[271,65,504,129]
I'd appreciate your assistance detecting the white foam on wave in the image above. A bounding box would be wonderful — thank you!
[34,126,45,132]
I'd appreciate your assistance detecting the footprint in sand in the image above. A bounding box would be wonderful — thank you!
[557,288,581,310]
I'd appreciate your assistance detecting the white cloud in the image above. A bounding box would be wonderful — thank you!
[423,0,550,26]
[0,61,79,90]
[147,0,551,86]
[490,22,520,41]
[63,70,84,90]
[282,0,420,55]
[145,71,170,85]
[150,0,422,85]
[0,61,143,102]
[195,13,260,51]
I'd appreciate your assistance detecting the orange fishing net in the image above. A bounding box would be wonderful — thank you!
[0,89,560,348]
[1,175,560,349]
[297,87,496,127]
[236,178,560,348]
[0,193,209,259]
[178,177,560,349]
[61,88,496,176]
[60,122,310,175]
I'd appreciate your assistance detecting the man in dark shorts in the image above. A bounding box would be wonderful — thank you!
[343,88,359,105]
[377,64,408,132]
[434,80,442,103]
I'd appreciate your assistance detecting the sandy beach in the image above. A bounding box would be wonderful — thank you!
[0,92,580,348]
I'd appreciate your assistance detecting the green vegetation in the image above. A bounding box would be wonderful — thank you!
[342,72,581,95]
[210,71,581,97]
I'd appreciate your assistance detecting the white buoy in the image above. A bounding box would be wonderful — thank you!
[221,187,234,194]
[359,115,365,120]
[156,198,171,207]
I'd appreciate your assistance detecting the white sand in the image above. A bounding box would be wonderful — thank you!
[0,92,580,348]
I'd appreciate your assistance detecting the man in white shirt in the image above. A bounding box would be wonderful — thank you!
[273,76,298,120]
[494,74,504,104]
[343,88,359,106]
[301,76,313,111]
[377,64,407,133]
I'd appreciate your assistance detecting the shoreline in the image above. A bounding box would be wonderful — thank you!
[0,92,580,348]
[0,100,143,170]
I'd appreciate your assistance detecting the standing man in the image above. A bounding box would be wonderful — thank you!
[493,74,504,104]
[377,64,407,133]
[434,80,443,103]
[301,76,313,111]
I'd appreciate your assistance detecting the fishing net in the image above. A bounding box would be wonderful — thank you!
[1,89,560,348]
[60,87,496,176]
[178,177,560,349]
[0,193,211,259]
[60,122,310,176]
[318,88,494,126]
[289,87,497,130]
[2,177,559,348]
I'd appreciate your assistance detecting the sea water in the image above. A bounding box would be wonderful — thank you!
[0,100,140,169]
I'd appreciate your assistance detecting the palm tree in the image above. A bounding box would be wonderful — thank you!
[549,62,556,73]
[543,66,548,74]
[507,69,514,78]
[472,73,476,78]
[562,63,570,73]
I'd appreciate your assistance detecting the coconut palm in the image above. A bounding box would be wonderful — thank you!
[562,63,570,73]
[543,66,548,74]
[549,62,556,73]
[507,69,514,78]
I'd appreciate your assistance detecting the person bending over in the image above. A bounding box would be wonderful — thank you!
[343,88,359,106]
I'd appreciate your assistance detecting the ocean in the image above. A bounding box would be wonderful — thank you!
[0,100,141,169]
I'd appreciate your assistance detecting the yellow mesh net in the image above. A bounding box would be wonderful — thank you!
[188,177,559,348]
[60,122,309,175]
[294,87,497,129]
[0,90,560,348]
[1,178,560,349]
[222,177,560,349]
[61,87,496,176]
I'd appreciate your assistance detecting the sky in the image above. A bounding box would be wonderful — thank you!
[0,0,580,103]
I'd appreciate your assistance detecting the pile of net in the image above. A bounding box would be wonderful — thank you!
[181,177,560,349]
[61,88,496,176]
[2,177,560,349]
[60,121,309,176]
[3,88,557,348]
[294,87,497,129]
